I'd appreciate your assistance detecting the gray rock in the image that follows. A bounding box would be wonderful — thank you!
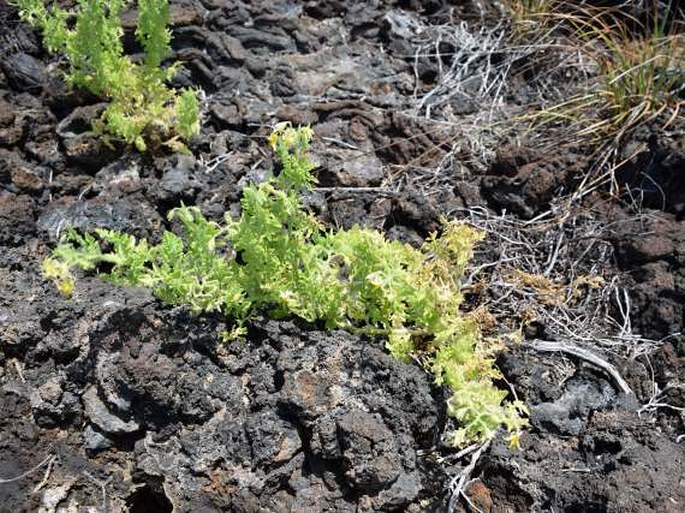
[245,412,301,466]
[38,377,63,405]
[336,410,402,490]
[376,471,422,510]
[158,154,198,201]
[530,377,616,436]
[82,386,139,435]
[2,53,46,92]
[37,196,163,240]
[83,425,113,452]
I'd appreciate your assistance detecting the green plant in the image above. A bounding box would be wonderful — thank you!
[13,0,200,152]
[43,124,527,446]
[580,8,683,142]
[524,5,684,146]
[507,0,556,32]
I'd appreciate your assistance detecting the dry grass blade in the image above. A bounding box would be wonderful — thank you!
[525,4,685,147]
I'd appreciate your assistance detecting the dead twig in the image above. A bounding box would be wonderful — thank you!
[0,454,56,485]
[32,455,57,493]
[447,439,491,513]
[527,339,633,395]
[83,470,113,513]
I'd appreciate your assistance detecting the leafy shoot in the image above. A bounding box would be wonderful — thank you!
[44,124,527,446]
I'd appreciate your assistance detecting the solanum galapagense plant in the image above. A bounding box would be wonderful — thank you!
[13,0,200,152]
[43,123,527,446]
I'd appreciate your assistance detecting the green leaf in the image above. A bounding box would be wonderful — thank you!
[14,0,200,152]
[43,126,527,447]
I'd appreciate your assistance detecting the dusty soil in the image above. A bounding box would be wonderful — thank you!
[1,1,684,512]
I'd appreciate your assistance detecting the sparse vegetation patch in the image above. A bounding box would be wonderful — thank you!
[43,124,527,446]
[508,2,685,150]
[13,0,200,152]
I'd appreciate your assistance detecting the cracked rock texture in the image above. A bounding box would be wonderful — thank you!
[1,0,685,511]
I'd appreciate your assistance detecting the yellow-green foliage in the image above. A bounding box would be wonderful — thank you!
[43,124,527,446]
[41,257,74,299]
[13,0,200,151]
